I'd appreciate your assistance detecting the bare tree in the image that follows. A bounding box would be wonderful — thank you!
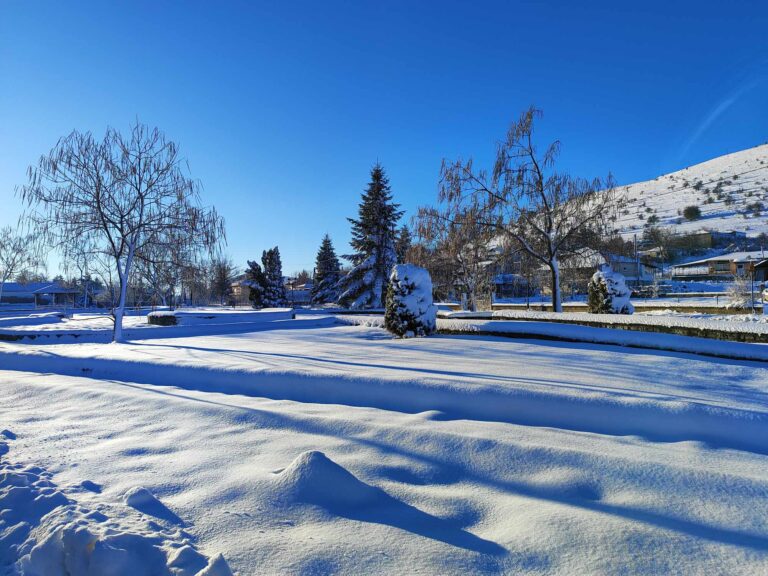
[210,255,237,306]
[415,205,495,311]
[0,225,41,305]
[439,107,618,311]
[20,122,224,340]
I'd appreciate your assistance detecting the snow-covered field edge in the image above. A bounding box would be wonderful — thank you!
[337,314,768,362]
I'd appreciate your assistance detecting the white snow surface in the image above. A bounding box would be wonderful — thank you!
[0,309,295,342]
[615,143,768,237]
[0,435,232,576]
[1,315,768,574]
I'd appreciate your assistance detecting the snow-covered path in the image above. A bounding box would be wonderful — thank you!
[2,321,768,574]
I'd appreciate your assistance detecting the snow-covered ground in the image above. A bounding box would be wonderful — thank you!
[614,143,768,237]
[443,309,768,334]
[2,315,768,574]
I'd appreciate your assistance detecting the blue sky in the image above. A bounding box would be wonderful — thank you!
[1,1,767,274]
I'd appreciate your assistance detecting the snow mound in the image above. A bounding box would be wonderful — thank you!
[0,435,230,576]
[274,451,381,509]
[124,486,159,507]
[123,486,186,525]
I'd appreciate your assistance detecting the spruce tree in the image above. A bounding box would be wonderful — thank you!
[245,260,266,308]
[395,225,412,263]
[311,234,341,305]
[338,164,403,309]
[262,246,287,307]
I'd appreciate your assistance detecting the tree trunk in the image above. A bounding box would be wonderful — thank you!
[113,243,135,342]
[549,258,562,312]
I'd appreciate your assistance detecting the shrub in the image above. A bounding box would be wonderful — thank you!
[148,312,177,326]
[682,205,701,220]
[747,202,763,216]
[588,267,634,314]
[384,264,437,338]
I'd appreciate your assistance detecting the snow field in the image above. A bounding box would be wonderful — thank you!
[1,321,768,573]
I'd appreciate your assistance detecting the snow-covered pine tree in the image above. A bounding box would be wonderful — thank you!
[245,259,266,308]
[337,164,403,309]
[311,234,341,305]
[395,225,412,263]
[262,247,287,307]
[384,264,437,337]
[588,266,634,314]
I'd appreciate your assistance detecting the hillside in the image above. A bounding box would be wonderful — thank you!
[614,144,768,239]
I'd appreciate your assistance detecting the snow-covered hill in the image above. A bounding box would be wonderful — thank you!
[614,144,768,238]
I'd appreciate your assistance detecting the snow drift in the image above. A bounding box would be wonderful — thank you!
[0,434,231,576]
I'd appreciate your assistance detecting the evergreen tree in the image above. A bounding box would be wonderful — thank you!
[338,164,403,308]
[262,246,286,307]
[384,264,437,338]
[395,225,412,263]
[245,260,266,308]
[311,234,341,304]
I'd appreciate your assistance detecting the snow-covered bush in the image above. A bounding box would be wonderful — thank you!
[587,266,634,314]
[147,311,177,326]
[384,264,437,337]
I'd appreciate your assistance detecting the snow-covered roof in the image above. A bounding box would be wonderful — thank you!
[675,250,768,268]
[1,282,78,294]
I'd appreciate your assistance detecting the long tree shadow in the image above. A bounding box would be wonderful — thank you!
[3,344,768,456]
[110,381,768,554]
[131,338,764,407]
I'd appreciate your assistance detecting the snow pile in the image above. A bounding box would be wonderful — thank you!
[384,264,437,337]
[0,434,231,576]
[588,266,634,314]
[273,451,382,509]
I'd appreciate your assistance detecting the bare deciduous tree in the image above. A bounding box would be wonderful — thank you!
[21,122,225,340]
[210,255,237,306]
[439,107,619,311]
[0,225,41,304]
[415,205,495,311]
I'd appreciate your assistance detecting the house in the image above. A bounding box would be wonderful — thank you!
[493,273,532,299]
[286,282,313,306]
[231,275,252,306]
[753,260,768,283]
[686,230,747,250]
[602,254,659,285]
[672,251,768,280]
[0,282,80,306]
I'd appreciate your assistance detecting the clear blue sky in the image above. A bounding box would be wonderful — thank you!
[2,1,767,274]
